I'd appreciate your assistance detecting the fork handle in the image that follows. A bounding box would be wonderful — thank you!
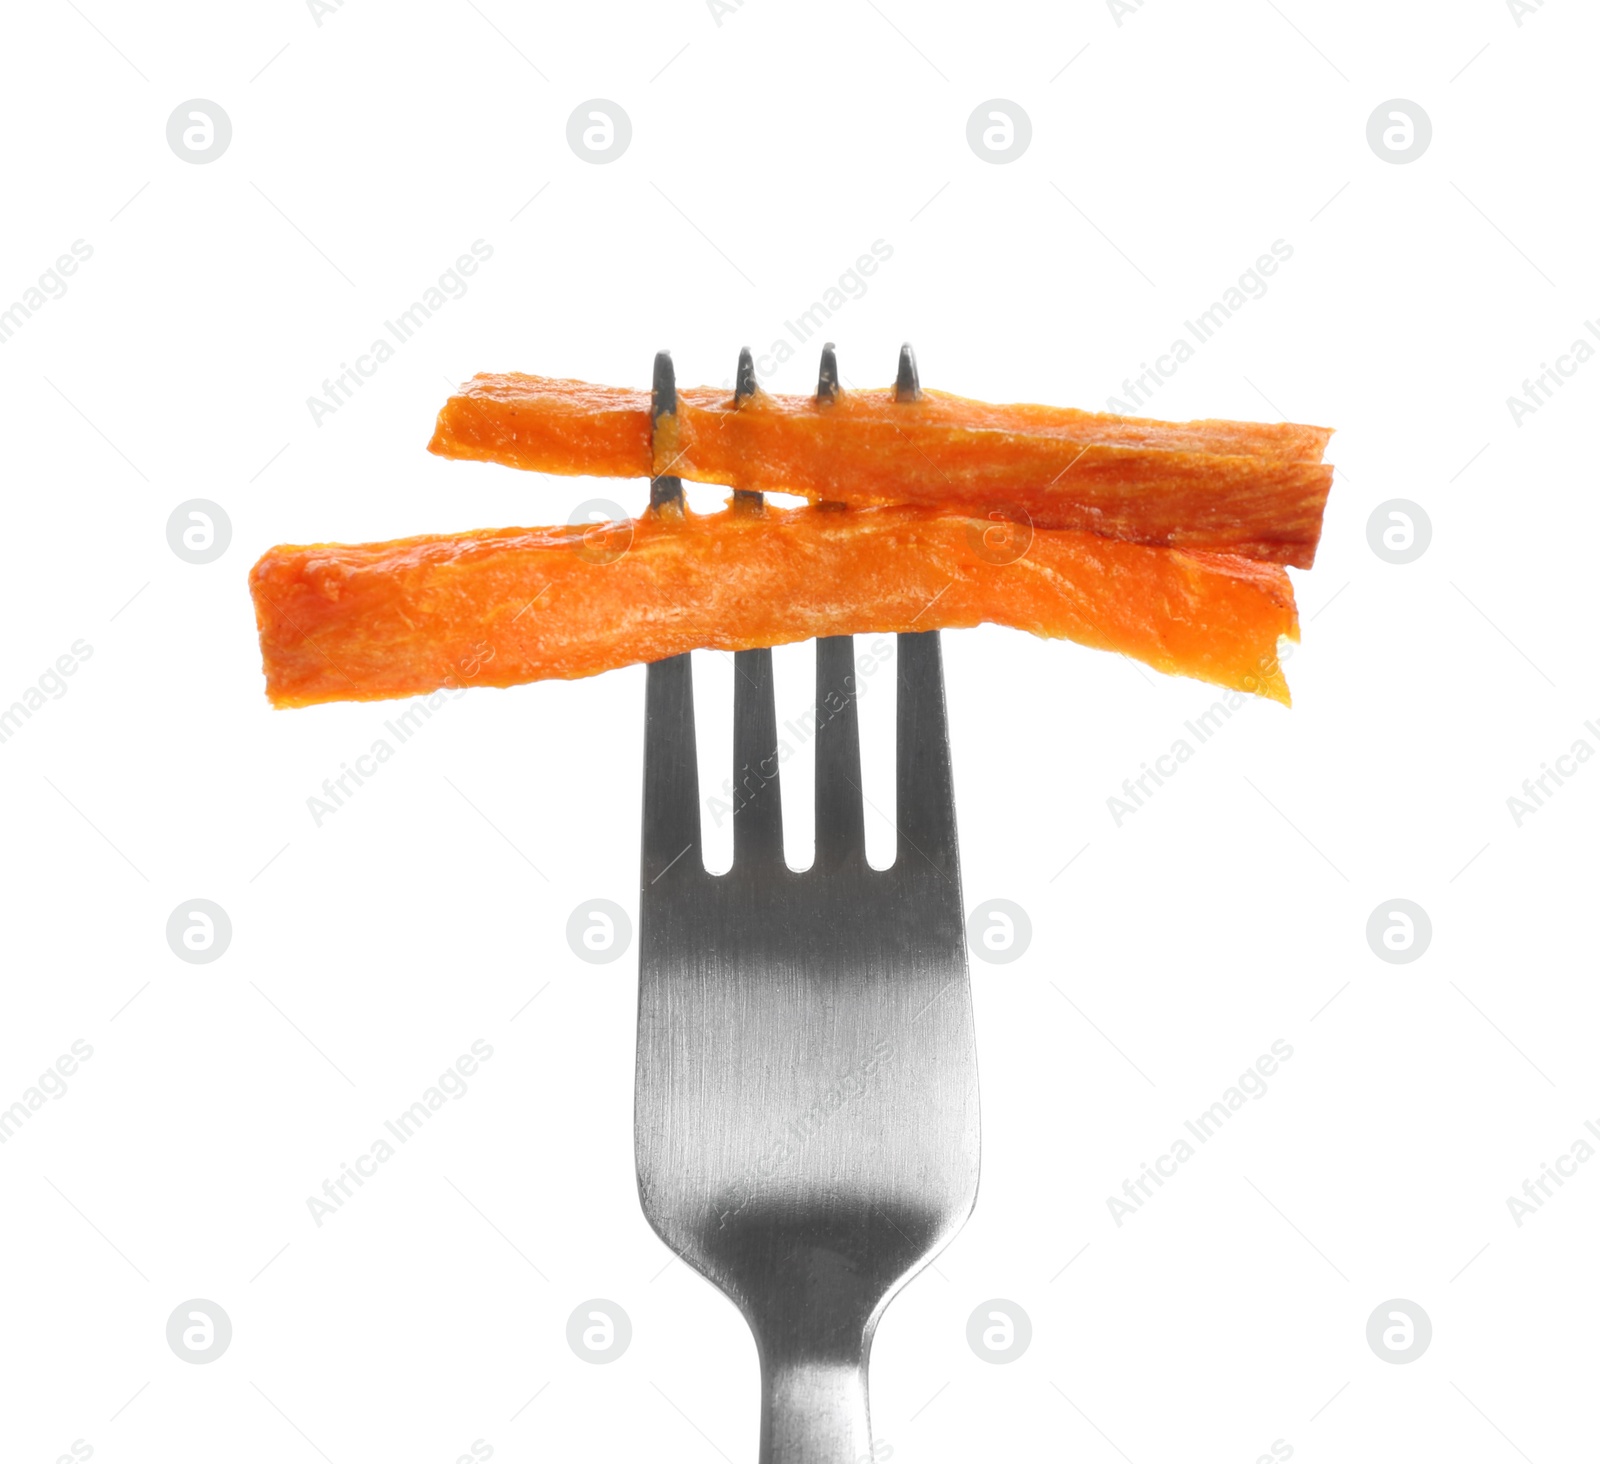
[761,1360,873,1464]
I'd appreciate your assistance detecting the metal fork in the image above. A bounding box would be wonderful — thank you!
[635,344,981,1464]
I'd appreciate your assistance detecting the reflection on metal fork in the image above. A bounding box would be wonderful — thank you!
[636,345,979,1464]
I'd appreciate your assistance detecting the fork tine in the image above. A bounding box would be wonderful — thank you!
[814,635,864,871]
[642,351,699,886]
[732,346,762,513]
[894,342,920,403]
[891,343,953,873]
[813,343,861,869]
[650,349,684,511]
[735,344,758,402]
[816,341,840,404]
[895,630,958,878]
[732,647,784,868]
[726,345,783,869]
[643,653,702,886]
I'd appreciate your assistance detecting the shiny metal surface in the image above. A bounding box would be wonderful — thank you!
[650,348,684,511]
[815,342,840,405]
[893,341,920,403]
[635,347,980,1463]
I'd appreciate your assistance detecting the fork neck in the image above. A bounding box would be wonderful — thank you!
[760,1355,873,1464]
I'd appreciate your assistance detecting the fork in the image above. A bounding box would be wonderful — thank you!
[635,344,981,1463]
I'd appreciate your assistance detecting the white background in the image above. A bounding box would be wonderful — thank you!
[2,1,1596,1460]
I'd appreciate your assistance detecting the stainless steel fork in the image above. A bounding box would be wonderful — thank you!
[635,345,981,1464]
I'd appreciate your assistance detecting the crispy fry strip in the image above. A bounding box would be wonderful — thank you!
[428,373,1333,568]
[251,504,1299,709]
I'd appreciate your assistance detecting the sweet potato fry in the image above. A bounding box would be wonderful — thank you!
[428,373,1333,568]
[251,503,1298,709]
